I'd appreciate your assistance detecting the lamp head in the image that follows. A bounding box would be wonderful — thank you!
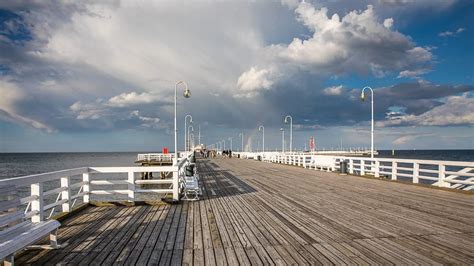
[183,88,191,98]
[280,128,284,131]
[360,91,365,102]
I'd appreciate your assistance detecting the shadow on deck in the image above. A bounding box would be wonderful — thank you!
[15,158,474,265]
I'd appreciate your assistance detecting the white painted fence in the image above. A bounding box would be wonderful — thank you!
[234,152,474,191]
[0,156,192,224]
[136,152,192,162]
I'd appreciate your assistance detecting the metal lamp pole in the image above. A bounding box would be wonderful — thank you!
[361,86,374,159]
[228,137,233,151]
[239,133,244,152]
[280,128,285,153]
[258,125,264,152]
[188,125,194,151]
[174,81,191,165]
[284,115,293,152]
[184,115,193,152]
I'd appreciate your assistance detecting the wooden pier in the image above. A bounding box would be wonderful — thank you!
[15,158,474,265]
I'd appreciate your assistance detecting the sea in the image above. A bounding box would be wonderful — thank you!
[1,150,473,179]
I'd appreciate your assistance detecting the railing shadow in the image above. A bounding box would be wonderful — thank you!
[197,159,257,199]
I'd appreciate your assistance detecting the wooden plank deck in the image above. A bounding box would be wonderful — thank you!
[15,158,474,265]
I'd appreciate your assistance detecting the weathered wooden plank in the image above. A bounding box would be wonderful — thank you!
[14,157,474,265]
[147,204,178,264]
[135,205,170,265]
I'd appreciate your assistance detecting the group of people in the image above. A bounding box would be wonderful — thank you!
[197,149,232,158]
[221,150,232,158]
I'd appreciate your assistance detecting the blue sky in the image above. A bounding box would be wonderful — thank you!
[0,0,473,152]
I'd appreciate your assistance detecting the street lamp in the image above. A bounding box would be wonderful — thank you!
[184,115,193,152]
[239,133,244,152]
[189,133,195,149]
[221,139,226,150]
[280,128,285,153]
[258,125,264,152]
[188,125,194,151]
[228,137,233,151]
[174,81,191,165]
[284,115,293,153]
[361,86,374,159]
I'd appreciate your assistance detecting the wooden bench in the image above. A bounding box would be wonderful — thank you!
[0,185,61,265]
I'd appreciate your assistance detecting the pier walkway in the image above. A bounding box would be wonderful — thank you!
[16,158,474,265]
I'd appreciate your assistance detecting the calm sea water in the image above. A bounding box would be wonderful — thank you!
[0,150,473,179]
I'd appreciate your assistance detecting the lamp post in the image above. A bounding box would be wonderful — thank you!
[184,115,193,152]
[174,81,191,165]
[258,125,264,152]
[239,133,244,152]
[361,86,374,159]
[280,128,285,153]
[189,133,195,149]
[221,139,226,150]
[228,137,233,151]
[284,115,293,153]
[188,125,194,151]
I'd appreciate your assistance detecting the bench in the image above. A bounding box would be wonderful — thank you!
[0,185,61,265]
[181,163,202,201]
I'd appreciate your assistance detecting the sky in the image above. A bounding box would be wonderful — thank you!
[0,0,473,152]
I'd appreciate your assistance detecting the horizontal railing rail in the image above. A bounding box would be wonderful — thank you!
[0,154,193,225]
[233,152,474,191]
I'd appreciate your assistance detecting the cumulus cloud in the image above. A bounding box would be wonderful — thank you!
[236,67,276,97]
[236,2,433,95]
[323,85,344,95]
[0,0,471,141]
[378,94,474,127]
[107,92,166,108]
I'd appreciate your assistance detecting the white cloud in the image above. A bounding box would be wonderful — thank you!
[0,79,54,132]
[236,67,275,97]
[397,69,429,78]
[383,18,394,28]
[378,94,474,127]
[70,100,106,120]
[392,133,434,145]
[236,2,432,95]
[129,110,161,128]
[439,27,466,37]
[323,85,344,95]
[107,92,162,108]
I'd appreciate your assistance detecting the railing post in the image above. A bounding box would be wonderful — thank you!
[438,164,448,187]
[173,167,179,201]
[83,172,90,203]
[61,176,71,212]
[392,161,397,180]
[360,160,365,176]
[31,183,44,223]
[349,159,354,174]
[128,171,135,202]
[374,160,380,178]
[413,163,419,184]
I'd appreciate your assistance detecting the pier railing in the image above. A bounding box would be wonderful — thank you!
[0,155,192,224]
[234,152,474,191]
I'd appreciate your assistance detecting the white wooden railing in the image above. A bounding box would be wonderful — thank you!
[234,152,474,191]
[0,155,192,224]
[136,152,192,162]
